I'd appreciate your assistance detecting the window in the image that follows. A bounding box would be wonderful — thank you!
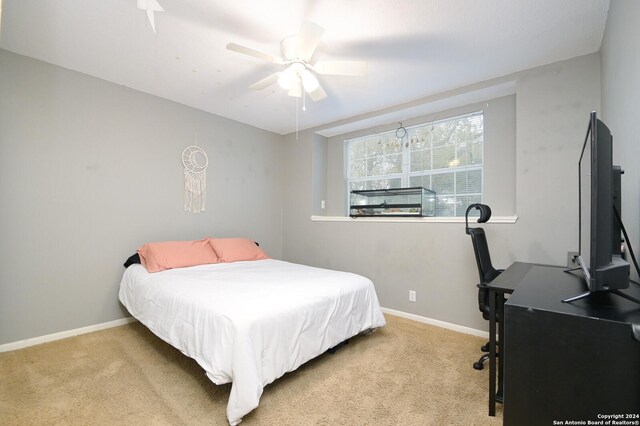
[346,112,483,216]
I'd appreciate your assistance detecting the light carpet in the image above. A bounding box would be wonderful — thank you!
[0,314,503,425]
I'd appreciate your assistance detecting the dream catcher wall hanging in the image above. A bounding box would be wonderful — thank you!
[182,144,208,213]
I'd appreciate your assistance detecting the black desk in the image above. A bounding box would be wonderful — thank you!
[484,261,547,415]
[503,265,640,424]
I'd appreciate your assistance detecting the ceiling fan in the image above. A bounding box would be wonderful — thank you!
[227,22,367,102]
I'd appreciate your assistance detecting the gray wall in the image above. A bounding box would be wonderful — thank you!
[311,133,328,216]
[283,53,601,331]
[0,43,608,343]
[601,0,640,280]
[0,50,284,345]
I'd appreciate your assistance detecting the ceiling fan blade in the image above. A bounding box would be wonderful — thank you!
[226,43,284,64]
[249,73,280,90]
[313,60,367,76]
[296,22,325,61]
[308,85,327,101]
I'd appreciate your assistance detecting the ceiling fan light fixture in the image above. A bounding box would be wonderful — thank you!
[301,69,319,93]
[277,67,297,90]
[288,79,302,98]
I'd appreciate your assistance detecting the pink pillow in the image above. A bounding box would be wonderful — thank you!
[208,238,269,263]
[137,238,219,273]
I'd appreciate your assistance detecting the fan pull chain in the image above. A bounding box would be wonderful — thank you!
[296,96,299,140]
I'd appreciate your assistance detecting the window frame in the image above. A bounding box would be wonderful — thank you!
[344,111,484,217]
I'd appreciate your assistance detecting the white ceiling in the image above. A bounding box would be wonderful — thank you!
[0,0,609,135]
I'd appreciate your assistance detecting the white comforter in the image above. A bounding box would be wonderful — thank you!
[119,259,386,424]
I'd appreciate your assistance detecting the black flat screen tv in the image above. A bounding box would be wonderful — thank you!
[569,112,629,301]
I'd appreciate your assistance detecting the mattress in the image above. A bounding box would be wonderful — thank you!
[119,259,386,424]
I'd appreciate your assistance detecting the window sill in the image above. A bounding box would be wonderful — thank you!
[310,215,518,224]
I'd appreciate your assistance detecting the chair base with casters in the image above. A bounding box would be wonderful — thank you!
[473,343,498,370]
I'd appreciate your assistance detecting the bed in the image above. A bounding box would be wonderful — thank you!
[119,258,386,425]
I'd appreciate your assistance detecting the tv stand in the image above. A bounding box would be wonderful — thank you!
[561,288,640,304]
[562,267,640,304]
[612,288,640,304]
[561,289,592,303]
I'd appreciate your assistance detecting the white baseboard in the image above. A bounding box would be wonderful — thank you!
[0,317,138,353]
[381,307,489,339]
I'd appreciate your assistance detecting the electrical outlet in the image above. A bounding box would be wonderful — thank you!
[321,200,326,209]
[567,251,579,268]
[409,290,416,302]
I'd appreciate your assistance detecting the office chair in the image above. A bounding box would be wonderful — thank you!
[465,203,504,371]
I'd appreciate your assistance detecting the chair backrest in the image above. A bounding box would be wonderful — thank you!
[468,227,501,318]
[465,203,502,318]
[468,227,500,285]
